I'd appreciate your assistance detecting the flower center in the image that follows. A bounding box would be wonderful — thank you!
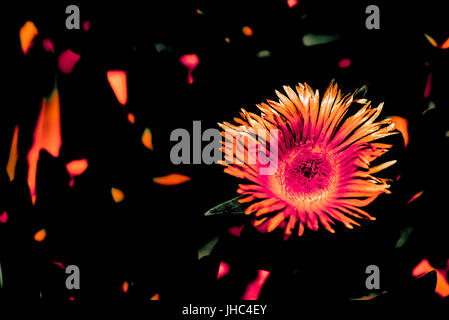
[278,145,336,202]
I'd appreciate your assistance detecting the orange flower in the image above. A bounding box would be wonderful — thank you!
[219,81,397,238]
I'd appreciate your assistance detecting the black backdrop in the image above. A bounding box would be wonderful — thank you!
[0,0,448,312]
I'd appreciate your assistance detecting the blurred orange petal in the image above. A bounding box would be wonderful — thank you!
[27,88,62,205]
[111,187,125,203]
[150,293,160,300]
[153,174,191,186]
[407,191,423,204]
[6,125,19,182]
[287,0,298,8]
[412,259,449,297]
[122,281,129,293]
[34,229,46,242]
[19,21,38,54]
[217,261,230,279]
[440,37,449,49]
[107,70,128,105]
[242,269,270,300]
[389,116,409,147]
[424,34,438,47]
[142,127,153,150]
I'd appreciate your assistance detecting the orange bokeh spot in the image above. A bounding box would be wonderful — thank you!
[389,116,409,147]
[20,21,38,55]
[142,128,153,150]
[153,174,191,186]
[27,88,62,205]
[150,293,160,300]
[287,0,298,8]
[6,125,19,182]
[412,259,449,297]
[66,159,88,177]
[66,159,88,187]
[34,229,46,242]
[127,113,135,124]
[107,70,128,105]
[111,187,125,203]
[122,281,129,293]
[242,26,253,37]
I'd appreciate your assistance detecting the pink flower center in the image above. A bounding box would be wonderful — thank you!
[278,146,336,202]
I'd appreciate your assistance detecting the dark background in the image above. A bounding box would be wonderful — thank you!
[0,0,448,311]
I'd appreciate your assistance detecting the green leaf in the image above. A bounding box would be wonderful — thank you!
[204,195,248,216]
[354,85,368,99]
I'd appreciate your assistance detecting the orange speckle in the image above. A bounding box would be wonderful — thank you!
[6,125,19,182]
[153,174,191,186]
[127,113,135,124]
[407,191,423,204]
[107,70,128,105]
[27,88,62,205]
[19,21,38,54]
[150,293,160,300]
[111,187,125,203]
[142,128,153,150]
[389,116,409,147]
[34,229,46,242]
[412,259,449,297]
[242,26,253,37]
[180,54,199,84]
[122,281,129,293]
[224,37,230,43]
